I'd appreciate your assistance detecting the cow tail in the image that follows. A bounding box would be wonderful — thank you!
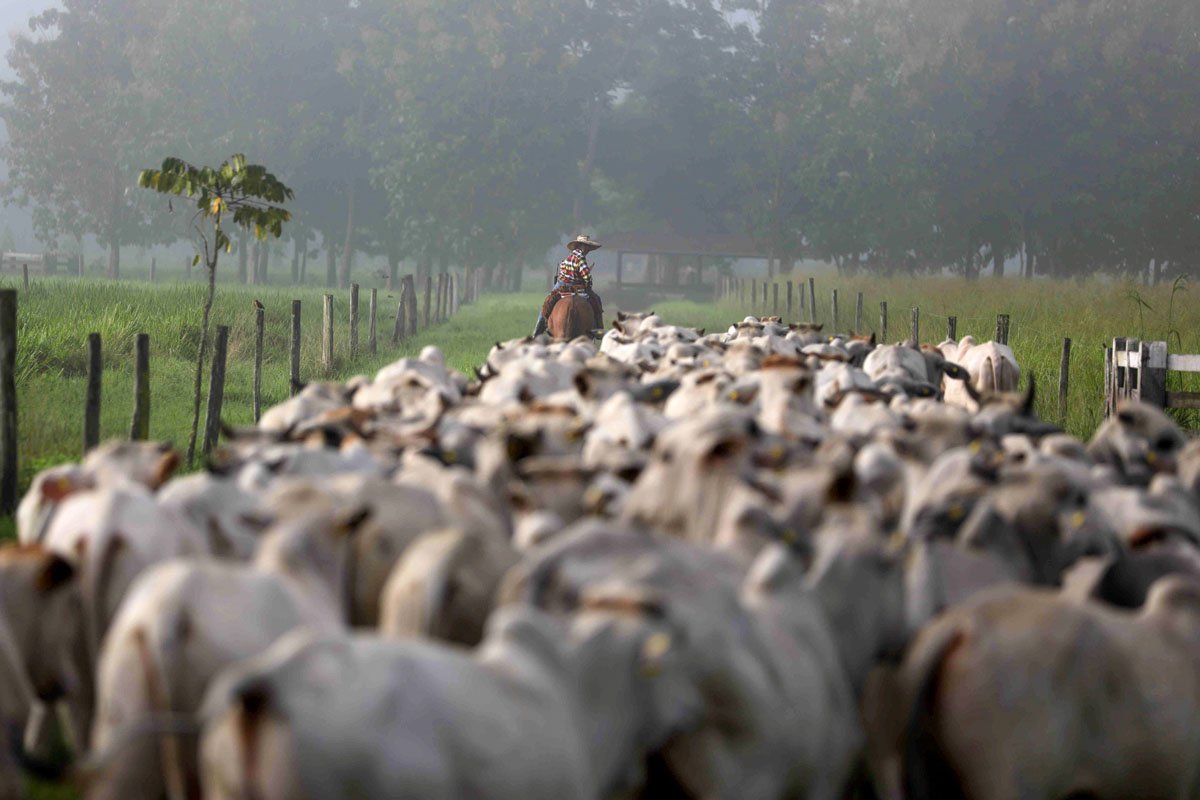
[84,536,124,672]
[901,624,968,800]
[234,680,273,800]
[131,627,191,800]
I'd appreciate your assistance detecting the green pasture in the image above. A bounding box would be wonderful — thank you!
[8,273,1199,499]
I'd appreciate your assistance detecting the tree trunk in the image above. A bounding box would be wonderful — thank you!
[260,241,270,284]
[291,236,301,284]
[106,239,120,281]
[573,96,603,228]
[237,233,248,283]
[338,180,356,289]
[386,247,400,289]
[107,163,122,279]
[249,239,260,285]
[992,243,1004,278]
[326,245,337,288]
[300,245,308,284]
[186,254,218,466]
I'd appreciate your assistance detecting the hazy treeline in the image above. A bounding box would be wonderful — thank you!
[1,0,1198,286]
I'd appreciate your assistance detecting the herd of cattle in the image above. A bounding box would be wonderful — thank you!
[3,309,1200,799]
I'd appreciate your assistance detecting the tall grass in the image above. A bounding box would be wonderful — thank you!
[10,274,543,487]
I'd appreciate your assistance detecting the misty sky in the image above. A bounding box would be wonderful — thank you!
[1,0,56,77]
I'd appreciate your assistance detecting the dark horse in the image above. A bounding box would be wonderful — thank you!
[547,293,597,340]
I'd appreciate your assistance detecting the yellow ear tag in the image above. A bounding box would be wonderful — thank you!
[641,632,672,677]
[652,386,664,399]
[968,440,983,455]
[948,504,965,522]
[1071,511,1087,529]
[443,449,457,464]
[782,527,799,545]
[1146,451,1158,465]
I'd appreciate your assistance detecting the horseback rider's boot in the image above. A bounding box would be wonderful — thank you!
[532,314,548,338]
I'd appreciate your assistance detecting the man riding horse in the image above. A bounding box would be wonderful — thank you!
[533,234,604,337]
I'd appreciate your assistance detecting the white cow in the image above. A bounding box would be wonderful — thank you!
[88,559,341,800]
[200,606,702,800]
[939,336,1020,410]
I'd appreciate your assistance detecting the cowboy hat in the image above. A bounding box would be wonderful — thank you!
[568,234,601,252]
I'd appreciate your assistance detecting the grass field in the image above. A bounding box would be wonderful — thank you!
[10,271,1200,797]
[9,272,1200,495]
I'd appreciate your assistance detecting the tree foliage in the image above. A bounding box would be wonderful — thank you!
[137,154,292,464]
[1,0,1198,282]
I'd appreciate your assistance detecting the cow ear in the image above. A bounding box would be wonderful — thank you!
[826,470,856,504]
[944,362,968,381]
[580,582,666,619]
[36,554,75,593]
[41,473,90,503]
[152,448,181,489]
[704,437,743,466]
[505,432,539,463]
[573,372,592,397]
[869,332,877,346]
[1022,374,1037,415]
[334,508,372,538]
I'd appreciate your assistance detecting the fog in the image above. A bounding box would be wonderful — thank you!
[0,0,1197,286]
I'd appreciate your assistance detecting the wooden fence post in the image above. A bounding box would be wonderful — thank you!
[1058,338,1072,423]
[406,275,418,336]
[0,290,16,514]
[772,283,779,316]
[130,333,150,440]
[393,282,408,344]
[440,273,450,321]
[761,281,768,309]
[449,273,457,317]
[910,307,920,346]
[368,288,378,354]
[786,282,793,318]
[996,314,1010,345]
[84,333,102,455]
[808,277,817,324]
[1141,340,1167,408]
[423,275,433,328]
[322,294,334,375]
[290,300,302,395]
[22,265,29,293]
[349,283,360,360]
[855,292,864,333]
[202,325,229,457]
[799,280,806,315]
[751,280,757,313]
[253,306,265,423]
[832,289,839,330]
[880,302,888,342]
[948,316,957,341]
[1103,343,1115,417]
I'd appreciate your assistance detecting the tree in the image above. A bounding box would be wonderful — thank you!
[1,1,172,277]
[138,155,292,464]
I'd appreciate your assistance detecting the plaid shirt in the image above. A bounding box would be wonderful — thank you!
[556,249,592,287]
